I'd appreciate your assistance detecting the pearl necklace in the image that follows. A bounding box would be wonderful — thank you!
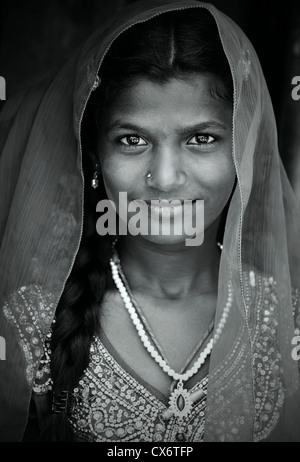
[110,250,232,422]
[114,253,215,375]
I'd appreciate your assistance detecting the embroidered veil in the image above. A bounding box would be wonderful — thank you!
[1,0,300,442]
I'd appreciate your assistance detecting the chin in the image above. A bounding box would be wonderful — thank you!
[139,233,197,247]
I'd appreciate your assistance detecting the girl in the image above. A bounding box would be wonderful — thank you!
[1,0,300,442]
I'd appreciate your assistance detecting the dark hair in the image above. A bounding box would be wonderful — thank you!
[50,7,232,398]
[94,9,232,126]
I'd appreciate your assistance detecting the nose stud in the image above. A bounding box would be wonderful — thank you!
[146,172,152,179]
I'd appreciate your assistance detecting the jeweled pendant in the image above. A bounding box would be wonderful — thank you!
[168,380,193,419]
[91,178,98,189]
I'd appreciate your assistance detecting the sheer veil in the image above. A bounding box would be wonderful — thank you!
[1,0,300,441]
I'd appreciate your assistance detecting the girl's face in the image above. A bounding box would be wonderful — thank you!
[98,74,235,246]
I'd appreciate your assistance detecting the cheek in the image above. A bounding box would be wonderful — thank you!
[216,165,235,193]
[200,158,236,206]
[101,166,123,200]
[100,155,139,199]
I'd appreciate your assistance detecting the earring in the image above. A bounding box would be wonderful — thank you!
[91,164,99,189]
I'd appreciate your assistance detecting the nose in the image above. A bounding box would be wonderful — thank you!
[147,145,186,192]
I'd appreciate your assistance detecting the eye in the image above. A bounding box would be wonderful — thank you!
[187,134,216,145]
[119,135,147,147]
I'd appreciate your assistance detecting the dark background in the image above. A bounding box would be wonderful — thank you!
[1,0,300,196]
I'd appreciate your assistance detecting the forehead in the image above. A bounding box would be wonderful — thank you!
[105,75,232,125]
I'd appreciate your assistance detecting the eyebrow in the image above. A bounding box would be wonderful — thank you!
[105,120,229,135]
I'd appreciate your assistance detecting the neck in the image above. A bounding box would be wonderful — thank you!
[117,221,221,300]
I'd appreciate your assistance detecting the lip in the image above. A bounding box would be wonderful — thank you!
[135,199,198,220]
[143,199,197,206]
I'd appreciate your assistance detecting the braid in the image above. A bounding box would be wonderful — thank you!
[51,131,112,392]
[51,221,111,393]
[31,104,113,441]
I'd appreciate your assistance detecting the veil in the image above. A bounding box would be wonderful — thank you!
[1,0,300,442]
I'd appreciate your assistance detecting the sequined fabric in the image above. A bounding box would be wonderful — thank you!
[5,270,297,441]
[28,270,299,442]
[203,272,294,441]
[3,284,55,385]
[32,334,207,442]
[69,337,207,442]
[246,273,285,441]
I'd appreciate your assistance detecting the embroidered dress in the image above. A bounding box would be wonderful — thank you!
[31,316,207,442]
[10,269,297,442]
[69,337,207,442]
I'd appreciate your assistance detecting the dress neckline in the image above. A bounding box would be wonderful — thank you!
[97,329,209,406]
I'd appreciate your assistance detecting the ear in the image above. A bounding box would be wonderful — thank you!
[96,162,102,176]
[89,151,102,176]
[98,157,103,174]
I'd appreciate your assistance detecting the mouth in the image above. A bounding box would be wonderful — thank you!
[143,199,197,206]
[137,199,198,219]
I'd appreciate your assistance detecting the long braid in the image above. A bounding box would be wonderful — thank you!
[50,238,110,392]
[28,111,112,441]
[51,168,111,394]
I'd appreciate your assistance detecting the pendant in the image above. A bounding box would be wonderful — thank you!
[167,380,193,419]
[162,382,205,421]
